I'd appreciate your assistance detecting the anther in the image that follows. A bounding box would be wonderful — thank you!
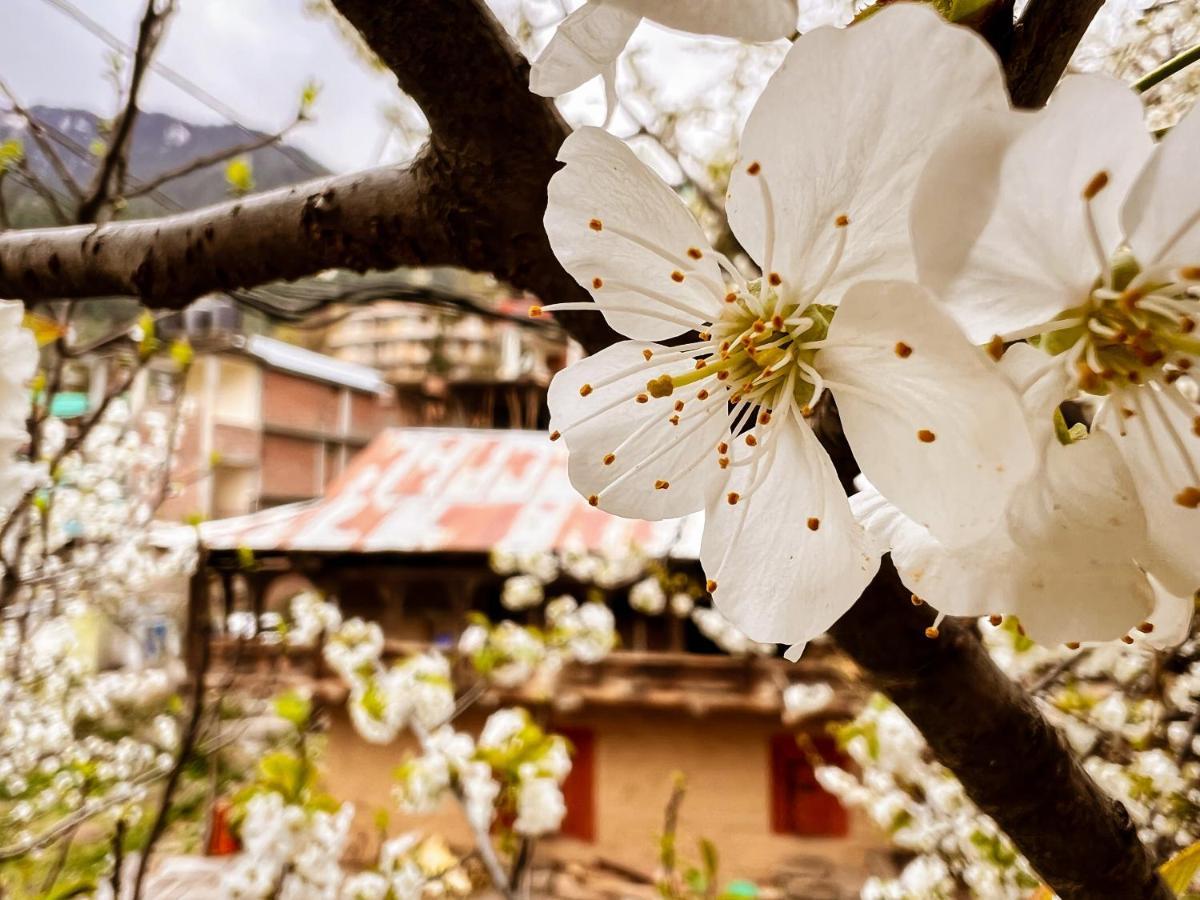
[592,277,604,289]
[1174,487,1200,508]
[718,457,730,469]
[589,218,603,231]
[835,214,850,228]
[759,411,772,425]
[587,494,599,506]
[717,442,729,454]
[717,371,730,381]
[724,292,737,303]
[1137,621,1154,634]
[917,429,936,443]
[1183,317,1197,334]
[746,435,758,447]
[987,335,1004,361]
[671,270,685,283]
[727,492,741,505]
[579,383,593,397]
[911,595,924,606]
[674,400,685,412]
[772,315,784,329]
[529,306,544,318]
[655,480,670,490]
[687,247,704,260]
[1181,265,1200,280]
[697,389,709,400]
[806,517,820,531]
[705,579,717,593]
[1121,635,1135,644]
[647,374,674,398]
[768,272,782,287]
[801,404,812,417]
[698,331,711,341]
[988,615,1002,626]
[894,341,913,358]
[746,161,761,175]
[1193,416,1200,437]
[694,359,707,370]
[603,453,615,466]
[924,626,939,639]
[636,393,649,404]
[669,415,680,426]
[1082,170,1109,200]
[1065,641,1081,650]
[753,320,766,333]
[549,430,561,441]
[643,348,653,361]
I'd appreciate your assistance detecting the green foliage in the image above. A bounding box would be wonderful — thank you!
[0,138,24,173]
[225,156,255,196]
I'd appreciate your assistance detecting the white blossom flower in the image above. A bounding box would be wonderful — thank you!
[530,0,797,119]
[853,344,1195,645]
[913,74,1200,597]
[628,576,666,614]
[460,760,500,833]
[501,574,545,611]
[0,301,37,510]
[513,775,567,836]
[782,681,834,723]
[542,6,1033,652]
[479,708,528,751]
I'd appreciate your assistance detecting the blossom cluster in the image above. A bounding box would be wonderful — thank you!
[532,1,1200,657]
[817,614,1200,897]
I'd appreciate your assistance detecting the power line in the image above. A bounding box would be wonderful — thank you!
[37,0,326,179]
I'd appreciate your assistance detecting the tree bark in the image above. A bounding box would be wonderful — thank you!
[0,2,1173,895]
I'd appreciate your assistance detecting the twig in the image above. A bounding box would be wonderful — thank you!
[1134,41,1200,93]
[0,78,84,201]
[77,0,176,224]
[130,554,211,900]
[109,817,127,898]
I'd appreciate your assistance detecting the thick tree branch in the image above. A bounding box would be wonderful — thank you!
[1005,0,1107,107]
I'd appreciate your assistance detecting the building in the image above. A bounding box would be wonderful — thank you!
[157,298,401,522]
[197,429,888,893]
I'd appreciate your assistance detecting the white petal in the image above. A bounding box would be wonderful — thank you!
[819,280,1035,546]
[914,75,1153,343]
[607,0,797,41]
[995,342,1072,448]
[548,341,728,520]
[725,4,1007,300]
[853,439,1155,647]
[703,413,880,646]
[545,127,724,341]
[1098,383,1200,596]
[1139,576,1193,651]
[530,2,640,97]
[1122,100,1200,267]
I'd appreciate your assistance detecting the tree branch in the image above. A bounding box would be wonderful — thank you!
[0,79,84,201]
[1004,0,1107,107]
[76,0,175,224]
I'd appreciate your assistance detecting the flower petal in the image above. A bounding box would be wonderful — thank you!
[725,4,1008,299]
[1122,100,1200,267]
[608,0,797,41]
[819,280,1035,546]
[530,2,640,97]
[1139,576,1194,651]
[548,340,728,520]
[914,75,1153,343]
[545,127,724,341]
[1098,383,1200,597]
[703,413,879,645]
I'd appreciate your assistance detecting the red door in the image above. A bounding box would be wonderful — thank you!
[769,734,849,837]
[556,726,595,842]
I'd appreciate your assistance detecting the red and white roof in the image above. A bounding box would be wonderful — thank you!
[200,428,701,557]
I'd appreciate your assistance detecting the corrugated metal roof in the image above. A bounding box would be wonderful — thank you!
[244,335,390,394]
[200,428,702,557]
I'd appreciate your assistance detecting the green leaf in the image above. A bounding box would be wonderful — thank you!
[1161,838,1200,894]
[0,138,24,172]
[273,690,312,728]
[225,157,255,196]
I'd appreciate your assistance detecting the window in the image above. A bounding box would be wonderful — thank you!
[556,726,595,842]
[769,734,849,837]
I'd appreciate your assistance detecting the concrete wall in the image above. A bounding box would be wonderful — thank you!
[323,704,884,890]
